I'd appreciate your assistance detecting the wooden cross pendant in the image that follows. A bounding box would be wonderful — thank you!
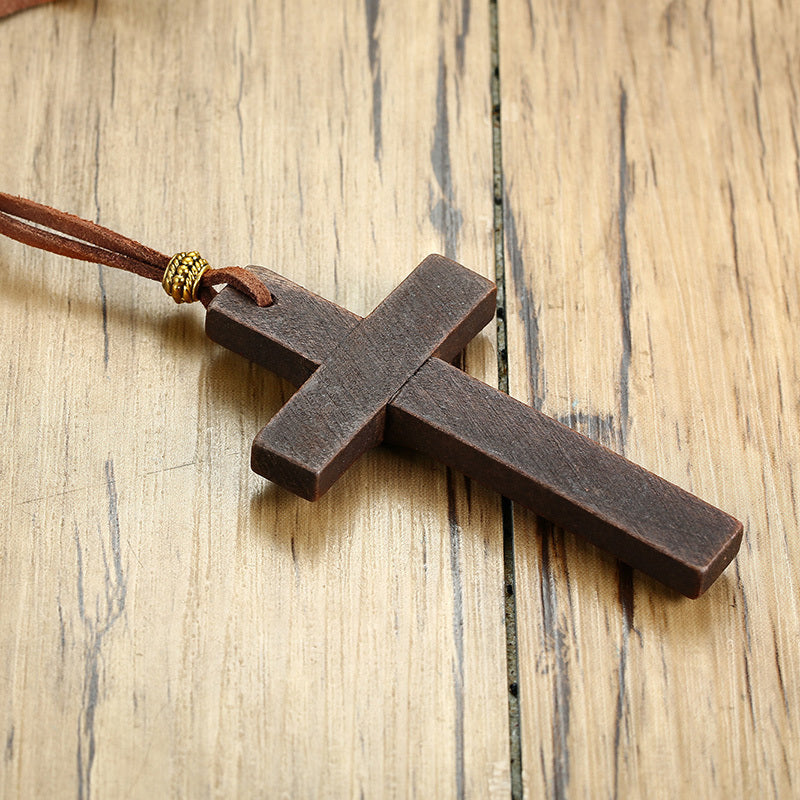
[205,255,742,598]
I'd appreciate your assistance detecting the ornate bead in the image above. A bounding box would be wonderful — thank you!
[162,251,210,303]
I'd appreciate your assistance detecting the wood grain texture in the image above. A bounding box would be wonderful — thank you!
[499,0,799,797]
[0,1,508,798]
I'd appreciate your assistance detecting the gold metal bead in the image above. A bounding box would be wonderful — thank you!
[162,251,210,303]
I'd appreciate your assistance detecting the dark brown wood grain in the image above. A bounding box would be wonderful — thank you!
[205,263,743,597]
[0,0,51,19]
[249,255,497,499]
[388,359,742,598]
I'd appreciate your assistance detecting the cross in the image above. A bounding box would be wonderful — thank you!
[205,254,742,598]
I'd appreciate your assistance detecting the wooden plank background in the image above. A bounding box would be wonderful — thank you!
[0,1,796,797]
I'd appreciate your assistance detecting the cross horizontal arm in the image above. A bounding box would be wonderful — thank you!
[249,255,497,499]
[205,265,742,597]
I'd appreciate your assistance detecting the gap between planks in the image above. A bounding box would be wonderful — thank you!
[490,1,524,797]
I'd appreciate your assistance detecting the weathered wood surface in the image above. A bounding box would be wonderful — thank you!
[0,1,507,798]
[0,2,797,799]
[500,1,799,798]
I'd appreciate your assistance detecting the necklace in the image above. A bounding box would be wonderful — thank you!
[0,191,742,597]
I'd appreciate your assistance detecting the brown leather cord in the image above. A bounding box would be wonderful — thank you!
[0,192,272,307]
[0,0,53,19]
